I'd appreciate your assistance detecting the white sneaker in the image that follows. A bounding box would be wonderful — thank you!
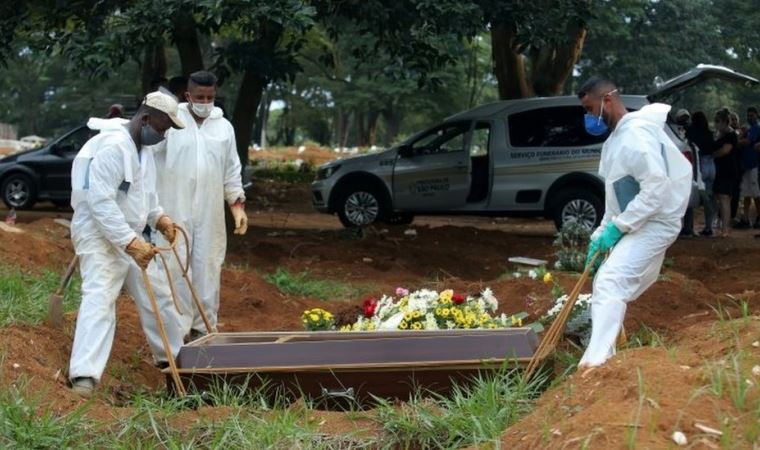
[71,377,96,398]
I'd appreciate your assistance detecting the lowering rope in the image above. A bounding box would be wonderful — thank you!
[524,252,599,380]
[140,224,212,397]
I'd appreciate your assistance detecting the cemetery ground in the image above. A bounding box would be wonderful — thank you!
[1,160,759,448]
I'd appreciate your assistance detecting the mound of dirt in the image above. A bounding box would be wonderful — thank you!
[501,321,760,449]
[218,267,328,332]
[0,218,73,268]
[4,212,760,441]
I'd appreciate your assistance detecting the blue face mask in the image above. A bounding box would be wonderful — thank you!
[583,89,617,136]
[584,113,609,136]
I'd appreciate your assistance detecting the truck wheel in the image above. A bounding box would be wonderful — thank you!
[550,188,603,231]
[336,186,387,228]
[1,173,37,209]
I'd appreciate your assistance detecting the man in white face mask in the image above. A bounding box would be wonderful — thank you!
[151,70,247,341]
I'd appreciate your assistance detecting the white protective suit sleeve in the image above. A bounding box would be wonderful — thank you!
[591,212,612,241]
[87,144,138,248]
[610,129,669,234]
[223,124,245,205]
[146,191,164,228]
[140,144,166,228]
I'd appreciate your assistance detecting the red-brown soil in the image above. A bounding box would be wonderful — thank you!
[2,182,760,446]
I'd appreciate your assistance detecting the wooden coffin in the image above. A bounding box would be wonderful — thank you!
[167,329,538,408]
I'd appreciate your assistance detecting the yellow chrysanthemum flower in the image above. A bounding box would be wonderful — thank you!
[309,313,319,322]
[413,310,422,318]
[399,321,408,329]
[441,308,450,317]
[543,272,553,285]
[412,322,423,330]
[439,289,453,303]
[404,312,413,321]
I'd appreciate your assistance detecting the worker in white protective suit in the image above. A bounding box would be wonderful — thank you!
[151,70,247,340]
[577,77,692,368]
[68,92,186,397]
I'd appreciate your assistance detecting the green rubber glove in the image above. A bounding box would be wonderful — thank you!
[597,222,624,252]
[586,222,624,272]
[585,239,599,269]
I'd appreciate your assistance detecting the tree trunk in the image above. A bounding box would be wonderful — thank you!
[341,112,352,148]
[253,88,271,148]
[382,107,401,145]
[173,10,205,75]
[367,110,380,146]
[491,22,530,100]
[230,21,283,170]
[334,109,349,148]
[355,110,367,147]
[141,43,167,95]
[231,69,266,168]
[529,20,587,97]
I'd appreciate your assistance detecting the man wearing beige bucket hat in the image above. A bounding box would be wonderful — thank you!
[67,91,186,397]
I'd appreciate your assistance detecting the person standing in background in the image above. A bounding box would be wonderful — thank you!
[712,108,739,237]
[735,107,760,228]
[686,111,717,236]
[151,70,248,341]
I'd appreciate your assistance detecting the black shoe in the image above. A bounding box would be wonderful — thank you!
[187,329,207,342]
[699,229,714,236]
[734,219,751,229]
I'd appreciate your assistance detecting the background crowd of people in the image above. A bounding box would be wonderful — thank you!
[676,106,760,238]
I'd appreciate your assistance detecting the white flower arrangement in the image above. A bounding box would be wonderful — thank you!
[340,287,535,332]
[543,293,593,344]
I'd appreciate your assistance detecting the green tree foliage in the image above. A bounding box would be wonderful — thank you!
[2,0,760,149]
[579,0,760,115]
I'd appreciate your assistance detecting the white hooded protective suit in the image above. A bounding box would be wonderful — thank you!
[69,118,184,382]
[580,103,692,367]
[151,103,244,334]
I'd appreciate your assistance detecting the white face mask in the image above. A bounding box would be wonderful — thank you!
[191,101,214,118]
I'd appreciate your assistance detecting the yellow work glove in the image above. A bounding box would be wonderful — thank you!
[231,203,248,235]
[125,238,157,269]
[155,215,177,244]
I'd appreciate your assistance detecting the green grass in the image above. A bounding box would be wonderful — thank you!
[374,368,543,449]
[625,368,646,449]
[0,265,81,326]
[0,380,90,448]
[624,325,665,349]
[0,368,546,449]
[265,267,374,301]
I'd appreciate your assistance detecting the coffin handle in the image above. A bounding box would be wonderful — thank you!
[320,387,355,400]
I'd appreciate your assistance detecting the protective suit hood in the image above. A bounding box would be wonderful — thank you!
[86,117,129,131]
[615,103,671,132]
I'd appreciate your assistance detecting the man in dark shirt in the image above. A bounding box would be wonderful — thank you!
[737,107,760,228]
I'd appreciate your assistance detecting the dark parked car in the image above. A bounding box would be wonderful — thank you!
[0,125,96,209]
